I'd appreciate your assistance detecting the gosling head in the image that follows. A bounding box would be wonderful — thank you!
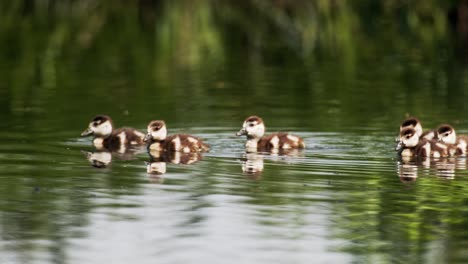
[144,120,167,142]
[400,117,423,137]
[236,116,265,140]
[396,127,419,151]
[437,124,457,145]
[81,115,113,137]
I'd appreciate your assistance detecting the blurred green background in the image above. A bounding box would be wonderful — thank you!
[1,0,467,132]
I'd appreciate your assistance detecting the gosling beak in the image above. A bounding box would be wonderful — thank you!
[236,128,247,136]
[395,141,404,151]
[143,133,152,142]
[81,128,93,137]
[80,150,92,158]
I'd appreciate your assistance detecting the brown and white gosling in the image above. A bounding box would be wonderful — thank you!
[81,115,145,151]
[436,124,468,156]
[143,120,210,153]
[396,127,457,158]
[236,115,305,153]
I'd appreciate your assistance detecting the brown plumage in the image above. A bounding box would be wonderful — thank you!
[164,134,210,152]
[397,128,457,158]
[236,115,305,152]
[102,128,146,150]
[144,120,210,153]
[81,115,145,151]
[257,133,305,152]
[436,124,468,156]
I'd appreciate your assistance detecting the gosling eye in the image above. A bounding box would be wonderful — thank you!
[249,123,255,127]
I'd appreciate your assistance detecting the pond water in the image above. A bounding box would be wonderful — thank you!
[2,1,468,264]
[4,127,468,264]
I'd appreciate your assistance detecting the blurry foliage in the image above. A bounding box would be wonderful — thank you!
[0,0,466,130]
[0,0,467,144]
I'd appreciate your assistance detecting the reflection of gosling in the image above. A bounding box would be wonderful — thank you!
[396,128,456,158]
[81,115,145,152]
[146,161,167,175]
[436,124,468,156]
[236,115,305,153]
[242,154,264,176]
[396,161,418,183]
[82,151,112,168]
[434,159,456,179]
[455,157,467,170]
[149,150,202,165]
[144,120,209,153]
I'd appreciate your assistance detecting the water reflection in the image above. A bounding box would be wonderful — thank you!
[145,160,166,175]
[5,128,468,263]
[269,149,305,158]
[240,150,305,179]
[145,161,166,183]
[397,159,419,183]
[148,150,202,165]
[82,150,112,168]
[146,150,203,181]
[82,146,145,168]
[397,156,468,180]
[241,153,264,178]
[433,158,457,179]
